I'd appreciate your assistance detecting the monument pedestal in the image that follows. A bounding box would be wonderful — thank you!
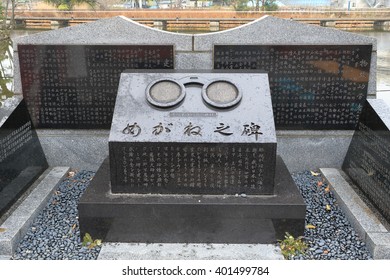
[79,156,305,244]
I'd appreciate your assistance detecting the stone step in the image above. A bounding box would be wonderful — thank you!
[97,243,283,260]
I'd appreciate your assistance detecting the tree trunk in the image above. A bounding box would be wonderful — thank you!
[3,0,10,29]
[11,0,16,29]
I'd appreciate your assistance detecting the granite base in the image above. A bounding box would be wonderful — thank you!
[78,156,305,244]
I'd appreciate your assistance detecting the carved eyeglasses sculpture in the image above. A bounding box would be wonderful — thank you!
[145,77,242,109]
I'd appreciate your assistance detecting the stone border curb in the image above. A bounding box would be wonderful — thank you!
[320,168,390,259]
[97,243,284,260]
[0,167,70,259]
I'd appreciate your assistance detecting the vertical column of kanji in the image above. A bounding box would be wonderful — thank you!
[19,46,41,127]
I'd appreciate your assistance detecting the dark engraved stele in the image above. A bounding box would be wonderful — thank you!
[342,100,390,223]
[214,45,372,129]
[18,45,174,128]
[110,142,276,195]
[0,100,48,217]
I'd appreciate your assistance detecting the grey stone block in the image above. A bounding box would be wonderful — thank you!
[321,168,387,237]
[368,99,390,128]
[277,131,354,172]
[0,96,22,123]
[366,232,390,259]
[175,52,213,70]
[194,16,377,51]
[368,51,377,98]
[14,16,192,51]
[0,167,69,256]
[12,52,22,95]
[36,129,109,171]
[97,243,284,260]
[320,168,390,259]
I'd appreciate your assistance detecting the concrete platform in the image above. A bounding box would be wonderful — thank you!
[321,168,390,259]
[0,167,70,259]
[97,243,284,260]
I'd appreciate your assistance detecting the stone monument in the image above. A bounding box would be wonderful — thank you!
[343,99,390,223]
[78,70,306,243]
[13,16,376,171]
[0,97,48,218]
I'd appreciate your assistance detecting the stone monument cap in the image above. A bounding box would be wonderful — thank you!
[109,70,276,144]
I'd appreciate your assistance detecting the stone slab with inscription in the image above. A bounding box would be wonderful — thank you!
[109,70,276,195]
[0,97,48,217]
[79,70,305,243]
[342,99,390,223]
[18,45,174,128]
[214,45,372,129]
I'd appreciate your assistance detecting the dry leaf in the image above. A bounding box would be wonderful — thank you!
[323,250,329,254]
[306,224,316,229]
[0,228,6,233]
[68,171,75,177]
[317,181,323,187]
[72,224,77,230]
[324,186,330,193]
[326,205,331,211]
[310,171,320,176]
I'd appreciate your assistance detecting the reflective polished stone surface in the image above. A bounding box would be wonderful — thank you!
[18,45,174,128]
[343,99,390,223]
[214,45,372,129]
[0,98,48,217]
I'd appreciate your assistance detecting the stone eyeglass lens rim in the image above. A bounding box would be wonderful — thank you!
[145,76,243,109]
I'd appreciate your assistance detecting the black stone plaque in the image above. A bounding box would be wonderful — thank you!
[18,45,174,128]
[342,99,390,223]
[214,45,372,129]
[109,71,277,195]
[0,99,48,217]
[110,142,276,195]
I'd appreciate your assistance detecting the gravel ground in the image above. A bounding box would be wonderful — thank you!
[12,170,101,260]
[291,170,372,260]
[11,170,373,260]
